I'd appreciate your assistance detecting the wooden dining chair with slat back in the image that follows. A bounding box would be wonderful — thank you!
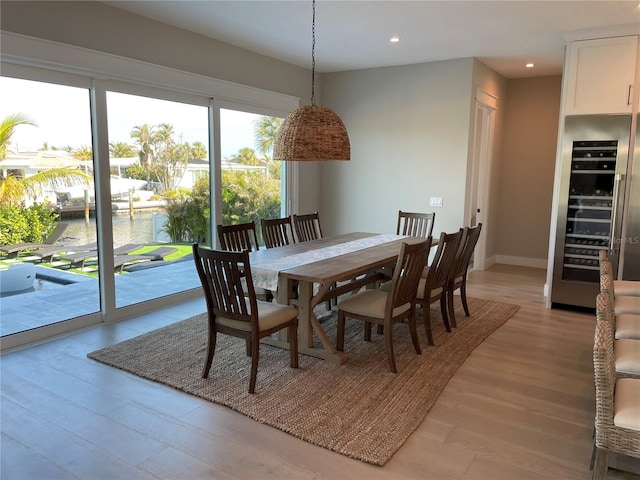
[416,229,464,346]
[336,238,431,373]
[192,244,299,394]
[261,217,296,249]
[397,211,436,238]
[292,212,334,309]
[217,221,272,301]
[292,212,323,242]
[446,223,482,328]
[217,221,260,252]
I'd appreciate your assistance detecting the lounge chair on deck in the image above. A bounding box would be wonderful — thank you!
[113,247,177,272]
[0,223,69,258]
[60,246,177,271]
[32,242,98,263]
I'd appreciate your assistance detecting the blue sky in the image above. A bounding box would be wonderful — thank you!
[0,76,267,159]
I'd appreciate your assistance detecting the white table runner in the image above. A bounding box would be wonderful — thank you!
[251,234,405,291]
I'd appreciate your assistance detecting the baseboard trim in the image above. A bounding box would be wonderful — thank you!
[494,255,548,269]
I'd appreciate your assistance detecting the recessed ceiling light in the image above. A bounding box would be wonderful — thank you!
[526,63,535,68]
[390,36,400,43]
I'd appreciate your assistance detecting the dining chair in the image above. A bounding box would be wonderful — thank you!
[292,212,336,309]
[592,293,640,480]
[336,238,431,373]
[192,244,299,394]
[261,216,296,249]
[217,221,260,252]
[396,211,436,238]
[446,223,482,328]
[292,212,323,242]
[416,229,464,346]
[217,221,271,301]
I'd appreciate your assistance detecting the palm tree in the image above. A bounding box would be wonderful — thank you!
[72,146,93,161]
[109,141,135,158]
[253,116,282,156]
[0,113,37,159]
[0,113,91,207]
[0,167,92,207]
[190,141,207,160]
[130,124,157,181]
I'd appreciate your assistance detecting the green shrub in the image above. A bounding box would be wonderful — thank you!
[0,204,58,245]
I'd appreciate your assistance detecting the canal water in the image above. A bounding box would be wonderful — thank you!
[62,212,160,246]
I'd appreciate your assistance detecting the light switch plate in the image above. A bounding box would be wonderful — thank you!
[429,197,443,207]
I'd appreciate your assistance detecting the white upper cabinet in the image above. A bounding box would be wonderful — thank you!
[564,35,639,115]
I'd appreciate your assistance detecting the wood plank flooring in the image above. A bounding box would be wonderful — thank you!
[2,264,639,479]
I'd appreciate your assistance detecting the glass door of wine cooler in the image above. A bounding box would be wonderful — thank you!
[563,140,617,283]
[551,115,630,309]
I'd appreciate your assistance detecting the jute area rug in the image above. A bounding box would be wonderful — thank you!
[88,297,519,466]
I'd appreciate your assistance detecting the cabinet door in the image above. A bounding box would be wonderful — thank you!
[564,36,638,115]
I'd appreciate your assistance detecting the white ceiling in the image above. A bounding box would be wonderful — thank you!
[104,1,640,78]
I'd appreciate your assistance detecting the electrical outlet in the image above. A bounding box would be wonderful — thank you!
[429,197,443,207]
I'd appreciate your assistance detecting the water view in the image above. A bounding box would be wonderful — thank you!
[62,211,160,246]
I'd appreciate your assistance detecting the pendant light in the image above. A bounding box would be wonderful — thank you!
[273,0,350,162]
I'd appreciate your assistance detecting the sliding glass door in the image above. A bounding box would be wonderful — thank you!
[0,57,295,347]
[0,75,100,336]
[105,89,209,309]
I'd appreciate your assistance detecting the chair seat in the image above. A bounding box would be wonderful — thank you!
[614,378,640,430]
[338,289,410,319]
[615,296,640,315]
[614,280,640,297]
[216,300,298,332]
[615,339,640,377]
[616,313,640,340]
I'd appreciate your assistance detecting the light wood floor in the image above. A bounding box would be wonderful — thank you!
[2,264,639,479]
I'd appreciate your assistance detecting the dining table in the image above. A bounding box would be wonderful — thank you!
[249,232,428,364]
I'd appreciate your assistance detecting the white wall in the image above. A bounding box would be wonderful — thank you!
[320,59,475,237]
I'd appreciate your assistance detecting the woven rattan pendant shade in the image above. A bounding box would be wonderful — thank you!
[273,105,350,161]
[273,0,350,162]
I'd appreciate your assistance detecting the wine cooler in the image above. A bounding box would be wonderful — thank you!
[551,115,631,309]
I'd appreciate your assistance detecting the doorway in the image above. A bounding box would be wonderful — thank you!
[468,88,497,270]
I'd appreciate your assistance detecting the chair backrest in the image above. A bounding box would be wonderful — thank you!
[451,223,482,280]
[594,292,616,428]
[45,222,69,244]
[427,229,464,290]
[387,239,431,315]
[192,244,258,329]
[261,217,295,249]
[600,259,614,298]
[217,221,260,252]
[292,212,323,242]
[396,211,435,238]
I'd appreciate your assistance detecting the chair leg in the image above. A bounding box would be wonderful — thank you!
[408,311,422,354]
[592,447,609,480]
[384,320,397,373]
[202,330,217,378]
[248,334,260,394]
[337,310,346,351]
[440,295,452,332]
[364,321,372,342]
[461,278,470,317]
[288,322,298,368]
[447,288,458,328]
[422,304,434,346]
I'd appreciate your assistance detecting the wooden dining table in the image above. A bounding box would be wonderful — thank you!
[249,232,427,364]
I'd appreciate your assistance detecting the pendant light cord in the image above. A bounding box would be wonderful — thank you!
[311,0,316,106]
